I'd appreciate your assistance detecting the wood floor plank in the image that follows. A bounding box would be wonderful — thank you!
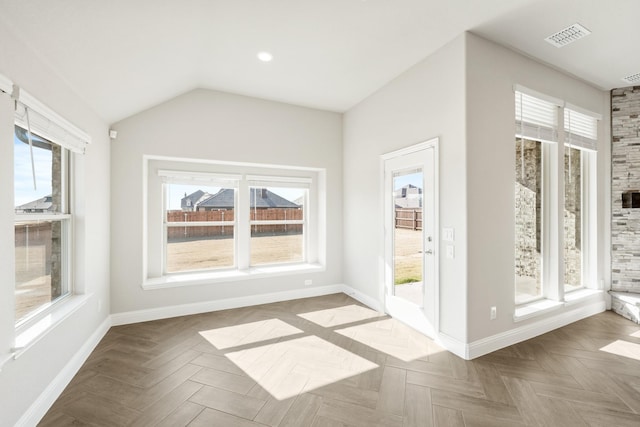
[376,366,406,415]
[279,393,324,427]
[189,408,268,427]
[315,398,403,427]
[128,380,202,427]
[156,401,205,427]
[191,366,256,394]
[189,384,266,420]
[403,384,433,427]
[432,405,465,427]
[430,389,522,424]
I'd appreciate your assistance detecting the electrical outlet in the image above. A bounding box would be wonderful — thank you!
[304,279,312,286]
[490,306,497,320]
[446,245,455,259]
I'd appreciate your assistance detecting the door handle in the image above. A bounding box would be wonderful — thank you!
[425,249,433,255]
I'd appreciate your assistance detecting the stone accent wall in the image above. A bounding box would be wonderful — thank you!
[51,143,62,298]
[612,86,640,293]
[564,147,582,287]
[515,139,541,283]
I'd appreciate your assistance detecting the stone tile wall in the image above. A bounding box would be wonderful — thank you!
[611,86,640,292]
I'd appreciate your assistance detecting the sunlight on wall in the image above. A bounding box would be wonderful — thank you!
[599,340,640,361]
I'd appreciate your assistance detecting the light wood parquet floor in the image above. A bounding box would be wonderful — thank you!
[39,294,640,426]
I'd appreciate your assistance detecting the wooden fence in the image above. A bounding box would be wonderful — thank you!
[167,208,303,240]
[395,208,422,230]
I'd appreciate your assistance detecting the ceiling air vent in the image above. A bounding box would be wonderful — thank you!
[544,23,591,48]
[622,73,640,85]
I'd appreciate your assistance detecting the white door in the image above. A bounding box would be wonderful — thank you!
[383,140,438,338]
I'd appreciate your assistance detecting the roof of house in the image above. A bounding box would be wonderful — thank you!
[15,195,53,212]
[196,188,299,209]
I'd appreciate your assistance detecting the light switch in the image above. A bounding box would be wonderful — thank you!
[446,245,455,259]
[442,227,455,242]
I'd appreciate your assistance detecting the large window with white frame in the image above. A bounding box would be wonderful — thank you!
[514,88,598,306]
[14,125,71,326]
[145,158,322,286]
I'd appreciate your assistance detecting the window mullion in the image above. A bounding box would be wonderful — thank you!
[237,178,250,270]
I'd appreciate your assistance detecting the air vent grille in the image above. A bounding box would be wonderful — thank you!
[622,73,640,85]
[545,23,591,48]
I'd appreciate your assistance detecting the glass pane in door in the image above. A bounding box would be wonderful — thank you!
[393,169,424,307]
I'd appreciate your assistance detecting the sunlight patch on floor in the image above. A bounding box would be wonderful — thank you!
[225,335,378,400]
[336,318,433,362]
[298,304,383,328]
[600,339,640,361]
[199,318,302,350]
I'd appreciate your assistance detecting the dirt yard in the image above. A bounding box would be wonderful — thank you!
[394,228,423,285]
[167,234,303,272]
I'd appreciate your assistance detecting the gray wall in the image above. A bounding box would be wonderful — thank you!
[110,89,343,314]
[0,20,111,427]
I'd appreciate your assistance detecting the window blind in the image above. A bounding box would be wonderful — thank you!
[157,170,241,187]
[515,91,559,143]
[564,107,598,151]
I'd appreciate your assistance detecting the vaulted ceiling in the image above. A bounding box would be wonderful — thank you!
[0,0,637,124]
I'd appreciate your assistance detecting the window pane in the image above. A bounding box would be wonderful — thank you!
[564,146,582,292]
[250,187,304,265]
[14,126,63,214]
[515,138,543,304]
[166,226,235,272]
[15,220,68,323]
[165,184,236,273]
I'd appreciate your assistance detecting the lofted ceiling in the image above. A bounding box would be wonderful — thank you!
[0,0,638,124]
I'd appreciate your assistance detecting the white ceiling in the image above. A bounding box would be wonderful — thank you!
[0,0,638,124]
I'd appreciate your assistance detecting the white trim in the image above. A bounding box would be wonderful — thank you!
[435,332,467,360]
[341,285,384,313]
[15,316,111,427]
[246,175,313,185]
[380,138,437,160]
[144,263,325,290]
[158,169,241,184]
[146,154,324,173]
[468,299,605,359]
[114,283,344,325]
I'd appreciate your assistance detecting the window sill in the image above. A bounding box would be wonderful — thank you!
[12,294,91,361]
[514,289,604,322]
[142,263,326,290]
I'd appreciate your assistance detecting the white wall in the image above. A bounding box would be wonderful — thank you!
[465,33,611,342]
[343,34,468,342]
[110,89,343,314]
[0,21,111,427]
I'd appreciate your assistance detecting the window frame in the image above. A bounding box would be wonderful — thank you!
[514,87,599,311]
[13,126,74,334]
[144,157,325,289]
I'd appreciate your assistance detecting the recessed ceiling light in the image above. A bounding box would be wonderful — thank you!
[257,51,273,62]
[622,73,640,85]
[544,23,591,48]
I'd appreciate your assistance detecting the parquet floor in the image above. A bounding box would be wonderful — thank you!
[40,294,640,426]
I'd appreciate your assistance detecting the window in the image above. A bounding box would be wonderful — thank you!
[514,88,598,306]
[563,107,598,293]
[14,126,71,325]
[145,158,323,287]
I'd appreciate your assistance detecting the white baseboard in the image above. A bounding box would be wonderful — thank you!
[436,332,468,359]
[341,285,384,312]
[467,300,606,359]
[16,316,112,427]
[111,284,346,326]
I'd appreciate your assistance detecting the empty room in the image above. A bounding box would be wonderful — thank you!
[1,1,640,426]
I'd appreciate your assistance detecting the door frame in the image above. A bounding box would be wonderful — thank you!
[380,137,439,338]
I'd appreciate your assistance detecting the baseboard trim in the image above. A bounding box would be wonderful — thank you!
[111,284,346,326]
[341,285,384,312]
[16,316,112,427]
[467,300,606,359]
[436,332,468,359]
